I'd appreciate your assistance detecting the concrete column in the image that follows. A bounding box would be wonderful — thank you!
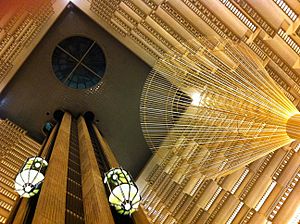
[77,116,114,224]
[92,123,151,224]
[32,112,71,224]
[92,124,118,167]
[10,198,30,224]
[40,124,59,158]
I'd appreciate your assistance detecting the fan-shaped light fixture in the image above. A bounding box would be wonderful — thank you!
[14,156,48,198]
[140,37,300,179]
[104,167,141,215]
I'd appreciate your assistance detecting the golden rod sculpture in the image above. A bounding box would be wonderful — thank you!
[140,38,300,179]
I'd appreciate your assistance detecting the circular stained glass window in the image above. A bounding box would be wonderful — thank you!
[52,36,106,89]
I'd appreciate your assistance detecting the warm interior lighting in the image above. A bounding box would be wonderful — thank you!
[191,92,201,106]
[288,205,300,223]
[255,181,276,211]
[273,0,298,21]
[104,167,141,215]
[294,143,300,152]
[104,167,131,185]
[286,114,300,139]
[14,156,48,198]
[108,184,140,215]
[231,168,249,194]
[227,201,244,224]
[205,186,222,211]
[278,28,300,55]
[140,37,299,179]
[269,171,300,220]
[220,0,256,31]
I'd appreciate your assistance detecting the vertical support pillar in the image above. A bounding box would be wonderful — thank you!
[40,124,59,158]
[92,124,118,167]
[77,116,114,224]
[10,198,29,224]
[32,112,71,224]
[131,205,151,224]
[92,124,151,224]
[7,124,59,224]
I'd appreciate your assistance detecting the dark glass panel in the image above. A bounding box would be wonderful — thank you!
[82,44,106,76]
[58,36,93,60]
[52,48,77,81]
[65,65,100,89]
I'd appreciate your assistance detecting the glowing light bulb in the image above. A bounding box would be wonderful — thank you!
[191,92,201,106]
[124,203,131,211]
[25,186,32,193]
[140,37,300,178]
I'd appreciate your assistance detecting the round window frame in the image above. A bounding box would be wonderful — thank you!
[51,35,107,90]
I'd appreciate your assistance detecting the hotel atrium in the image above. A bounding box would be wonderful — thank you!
[1,0,300,223]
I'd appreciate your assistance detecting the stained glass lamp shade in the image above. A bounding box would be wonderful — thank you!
[104,168,141,215]
[104,167,132,185]
[14,156,48,198]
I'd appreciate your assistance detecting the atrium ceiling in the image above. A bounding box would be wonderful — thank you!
[1,0,300,176]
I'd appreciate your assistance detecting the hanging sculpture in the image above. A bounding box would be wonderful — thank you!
[14,156,48,198]
[104,167,141,215]
[140,37,300,179]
